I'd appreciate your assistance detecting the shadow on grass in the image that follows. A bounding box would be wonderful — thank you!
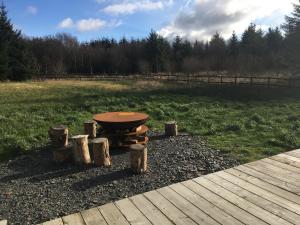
[6,84,300,107]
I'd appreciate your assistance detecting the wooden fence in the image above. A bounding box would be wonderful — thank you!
[32,73,300,88]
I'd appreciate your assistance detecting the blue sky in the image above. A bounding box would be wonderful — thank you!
[3,0,297,42]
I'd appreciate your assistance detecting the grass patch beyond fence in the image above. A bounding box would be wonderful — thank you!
[0,80,300,162]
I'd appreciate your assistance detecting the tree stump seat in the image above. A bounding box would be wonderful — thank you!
[84,120,97,139]
[72,135,91,165]
[129,144,147,174]
[165,121,178,137]
[48,125,68,147]
[92,138,111,167]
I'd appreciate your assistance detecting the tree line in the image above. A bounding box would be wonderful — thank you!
[0,1,300,81]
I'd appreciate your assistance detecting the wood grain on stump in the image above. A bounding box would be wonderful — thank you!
[84,121,97,139]
[72,135,91,165]
[48,125,68,147]
[165,121,178,137]
[0,220,7,225]
[129,144,147,174]
[92,138,111,167]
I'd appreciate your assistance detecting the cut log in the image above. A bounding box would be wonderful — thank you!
[48,125,68,147]
[92,138,111,167]
[129,144,147,174]
[133,126,142,132]
[72,135,91,165]
[0,220,7,225]
[84,120,97,139]
[53,145,72,163]
[165,121,178,137]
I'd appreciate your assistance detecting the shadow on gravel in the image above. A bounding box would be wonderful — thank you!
[71,169,133,191]
[28,167,83,183]
[149,134,168,141]
[0,147,82,183]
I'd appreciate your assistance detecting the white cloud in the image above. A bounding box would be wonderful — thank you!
[103,0,173,15]
[77,18,106,32]
[26,6,38,15]
[158,0,297,41]
[58,17,121,32]
[58,18,74,29]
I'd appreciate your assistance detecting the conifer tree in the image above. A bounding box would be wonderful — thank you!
[228,31,239,58]
[282,0,300,72]
[0,3,32,80]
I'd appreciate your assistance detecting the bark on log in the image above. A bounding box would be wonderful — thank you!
[53,145,72,163]
[48,125,68,147]
[165,121,178,137]
[92,138,111,167]
[72,135,91,165]
[129,144,147,174]
[84,121,97,139]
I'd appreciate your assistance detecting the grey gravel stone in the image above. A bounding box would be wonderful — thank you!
[0,132,239,225]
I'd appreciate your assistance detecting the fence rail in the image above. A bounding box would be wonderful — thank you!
[32,74,300,88]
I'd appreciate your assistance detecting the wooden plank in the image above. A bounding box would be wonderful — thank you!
[285,151,300,159]
[220,170,300,213]
[226,168,300,204]
[98,203,130,225]
[182,180,267,225]
[280,153,300,163]
[0,220,7,225]
[262,158,300,173]
[245,161,300,186]
[81,207,107,225]
[143,190,197,225]
[236,165,300,194]
[271,155,300,169]
[194,177,289,225]
[169,183,243,225]
[129,194,173,225]
[62,213,86,225]
[157,186,219,225]
[115,198,152,225]
[42,218,63,225]
[211,172,300,224]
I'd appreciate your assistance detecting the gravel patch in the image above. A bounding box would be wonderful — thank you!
[0,132,239,225]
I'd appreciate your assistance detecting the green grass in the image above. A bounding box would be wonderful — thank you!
[0,80,300,163]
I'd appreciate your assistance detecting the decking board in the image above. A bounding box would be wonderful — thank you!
[37,149,300,225]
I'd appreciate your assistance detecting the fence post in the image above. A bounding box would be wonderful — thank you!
[221,76,223,84]
[250,77,253,86]
[267,77,270,88]
[235,76,237,85]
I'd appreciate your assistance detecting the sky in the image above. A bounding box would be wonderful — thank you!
[3,0,298,42]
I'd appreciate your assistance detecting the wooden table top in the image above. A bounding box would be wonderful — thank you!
[93,112,149,123]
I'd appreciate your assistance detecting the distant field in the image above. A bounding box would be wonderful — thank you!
[0,80,300,162]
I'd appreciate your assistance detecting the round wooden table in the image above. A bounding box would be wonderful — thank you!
[93,112,149,148]
[93,112,149,129]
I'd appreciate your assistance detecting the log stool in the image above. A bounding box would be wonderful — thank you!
[165,121,178,137]
[72,135,91,165]
[129,144,147,174]
[0,220,7,225]
[84,120,97,139]
[48,125,68,147]
[92,138,111,167]
[49,125,70,163]
[53,145,72,163]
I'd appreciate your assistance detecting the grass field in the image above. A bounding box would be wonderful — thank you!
[0,80,300,162]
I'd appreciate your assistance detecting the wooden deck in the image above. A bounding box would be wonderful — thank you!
[38,149,300,225]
